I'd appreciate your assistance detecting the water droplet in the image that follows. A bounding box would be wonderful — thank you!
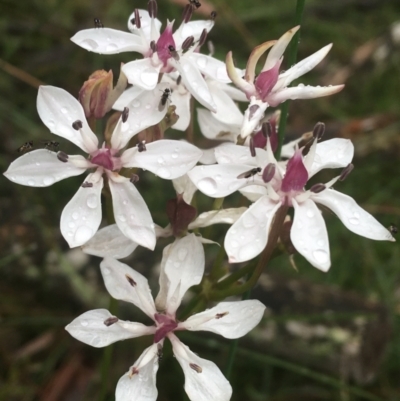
[68,222,76,228]
[306,209,315,218]
[157,157,165,165]
[72,212,79,220]
[171,152,178,159]
[106,43,118,52]
[145,104,151,109]
[81,320,88,326]
[118,214,126,222]
[313,249,328,263]
[197,87,212,102]
[197,177,217,195]
[74,226,93,244]
[349,217,359,225]
[230,240,239,249]
[140,68,158,88]
[123,200,128,205]
[242,213,257,228]
[43,176,55,186]
[178,248,188,261]
[86,194,98,209]
[61,107,68,114]
[67,231,74,237]
[81,38,99,50]
[215,174,222,181]
[156,167,171,178]
[103,267,111,275]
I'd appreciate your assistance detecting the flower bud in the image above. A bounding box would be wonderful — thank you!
[79,66,128,119]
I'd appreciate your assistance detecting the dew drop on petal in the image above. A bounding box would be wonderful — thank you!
[68,222,76,228]
[215,174,221,181]
[86,194,98,209]
[197,177,217,195]
[239,243,260,261]
[43,176,55,186]
[103,267,111,275]
[242,213,257,228]
[81,39,99,50]
[171,152,178,159]
[61,107,68,114]
[140,68,158,87]
[230,240,239,249]
[306,209,315,218]
[156,167,171,178]
[47,120,55,128]
[74,226,93,244]
[312,249,328,264]
[118,214,127,222]
[67,231,74,237]
[349,217,359,225]
[72,212,79,220]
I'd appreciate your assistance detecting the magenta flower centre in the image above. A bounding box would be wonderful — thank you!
[154,313,178,342]
[91,148,120,171]
[157,23,176,66]
[254,59,281,101]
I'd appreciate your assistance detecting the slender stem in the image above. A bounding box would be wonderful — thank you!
[275,0,306,159]
[214,263,254,290]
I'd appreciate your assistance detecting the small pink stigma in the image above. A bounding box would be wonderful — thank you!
[254,59,282,101]
[281,149,308,192]
[154,313,178,343]
[157,22,176,66]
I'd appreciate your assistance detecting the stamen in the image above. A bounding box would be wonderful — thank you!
[189,0,201,9]
[339,163,354,181]
[262,163,276,183]
[249,138,256,157]
[103,316,119,326]
[176,75,182,86]
[81,182,93,188]
[313,122,325,140]
[150,40,157,52]
[210,11,217,20]
[148,0,158,18]
[94,18,104,28]
[138,141,147,152]
[310,183,326,193]
[121,107,129,123]
[57,151,69,163]
[215,312,229,319]
[198,28,207,47]
[181,36,194,51]
[128,367,139,378]
[72,120,83,130]
[125,274,137,287]
[262,122,273,138]
[189,363,202,373]
[182,4,193,23]
[134,9,141,28]
[130,174,139,184]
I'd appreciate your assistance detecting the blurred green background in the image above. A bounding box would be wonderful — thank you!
[1,0,400,400]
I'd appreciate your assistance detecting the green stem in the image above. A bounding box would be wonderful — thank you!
[214,263,254,290]
[275,0,306,160]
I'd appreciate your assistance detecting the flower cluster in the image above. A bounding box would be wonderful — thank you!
[3,1,395,401]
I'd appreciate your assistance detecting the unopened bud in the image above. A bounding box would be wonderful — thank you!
[182,4,193,23]
[148,0,158,18]
[249,138,256,157]
[121,107,129,123]
[57,151,69,163]
[210,11,217,20]
[313,122,325,140]
[166,193,197,237]
[262,163,276,183]
[339,163,354,181]
[310,183,326,193]
[181,36,194,51]
[198,28,207,47]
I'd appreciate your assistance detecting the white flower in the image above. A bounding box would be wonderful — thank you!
[66,234,266,401]
[3,86,202,248]
[188,138,395,270]
[226,26,344,138]
[71,8,235,112]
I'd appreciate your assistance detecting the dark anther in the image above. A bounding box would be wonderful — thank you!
[215,312,229,319]
[130,174,139,184]
[94,18,104,28]
[189,363,203,373]
[313,122,325,140]
[57,151,69,163]
[104,316,119,326]
[198,28,207,47]
[210,11,217,20]
[182,4,193,23]
[262,122,273,138]
[138,141,147,152]
[81,182,94,188]
[249,138,256,157]
[189,0,201,9]
[339,163,354,181]
[150,40,157,52]
[248,104,260,120]
[122,107,129,123]
[134,9,141,28]
[72,120,83,130]
[125,274,137,287]
[181,36,194,51]
[148,0,158,18]
[176,75,182,86]
[389,224,398,235]
[262,163,276,183]
[310,183,326,193]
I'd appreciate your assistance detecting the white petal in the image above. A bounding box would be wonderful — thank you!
[174,20,214,48]
[209,86,244,126]
[268,84,344,107]
[108,176,156,250]
[113,86,145,111]
[172,175,198,204]
[71,28,146,54]
[312,189,395,241]
[187,53,233,83]
[66,309,154,347]
[275,44,332,90]
[100,258,157,318]
[239,184,268,202]
[160,234,205,315]
[217,81,248,102]
[199,147,217,165]
[241,100,268,138]
[3,149,86,187]
[291,198,331,271]
[111,83,168,149]
[60,174,103,247]
[122,140,202,180]
[122,59,161,90]
[181,300,265,338]
[128,9,162,39]
[187,164,262,197]
[82,224,139,259]
[225,195,281,263]
[37,86,98,153]
[307,138,354,177]
[189,207,247,229]
[171,90,191,131]
[116,344,159,401]
[215,143,269,166]
[170,57,217,112]
[197,108,238,141]
[170,335,232,401]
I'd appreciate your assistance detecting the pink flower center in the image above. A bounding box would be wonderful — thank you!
[154,313,178,343]
[157,23,176,66]
[91,147,121,171]
[254,59,281,101]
